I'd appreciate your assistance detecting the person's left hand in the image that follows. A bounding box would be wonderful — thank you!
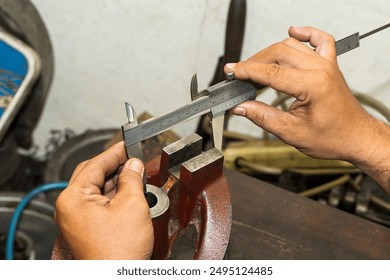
[54,142,154,259]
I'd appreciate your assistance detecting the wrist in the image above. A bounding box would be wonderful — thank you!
[348,117,390,194]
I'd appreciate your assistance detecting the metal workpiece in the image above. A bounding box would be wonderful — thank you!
[179,148,225,199]
[162,133,203,163]
[181,148,224,173]
[142,133,231,260]
[146,184,170,219]
[159,133,203,182]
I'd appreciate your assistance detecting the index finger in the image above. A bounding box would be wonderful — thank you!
[288,26,337,61]
[228,60,309,101]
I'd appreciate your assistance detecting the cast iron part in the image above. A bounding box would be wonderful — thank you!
[145,133,232,259]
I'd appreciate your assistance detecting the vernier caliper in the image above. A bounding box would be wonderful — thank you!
[122,75,256,155]
[122,23,390,158]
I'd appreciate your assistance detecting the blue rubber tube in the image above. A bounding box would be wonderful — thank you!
[5,182,68,260]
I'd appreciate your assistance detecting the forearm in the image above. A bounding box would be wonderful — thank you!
[349,117,390,195]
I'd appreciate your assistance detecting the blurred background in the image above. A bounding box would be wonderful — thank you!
[0,0,389,260]
[30,0,389,148]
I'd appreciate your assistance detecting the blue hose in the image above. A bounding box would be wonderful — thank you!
[5,182,68,260]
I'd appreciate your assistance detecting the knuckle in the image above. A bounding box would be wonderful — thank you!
[54,190,71,218]
[271,41,282,48]
[55,191,66,209]
[281,37,297,46]
[326,34,336,44]
[314,28,335,42]
[265,64,282,85]
[319,32,336,47]
[74,160,89,173]
[252,110,270,128]
[261,42,283,58]
[119,171,142,186]
[272,42,285,53]
[321,60,337,79]
[294,74,309,102]
[78,159,89,168]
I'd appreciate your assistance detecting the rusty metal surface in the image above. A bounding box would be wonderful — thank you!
[224,168,390,259]
[147,134,232,260]
[51,233,73,260]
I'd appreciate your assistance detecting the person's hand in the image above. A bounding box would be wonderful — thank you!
[54,142,154,259]
[225,26,390,191]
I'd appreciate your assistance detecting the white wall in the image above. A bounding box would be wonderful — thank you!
[31,0,390,152]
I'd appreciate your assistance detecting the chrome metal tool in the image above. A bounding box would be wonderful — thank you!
[122,102,148,195]
[122,23,390,154]
[122,78,256,152]
[336,23,390,55]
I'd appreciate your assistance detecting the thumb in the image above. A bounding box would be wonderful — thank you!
[115,158,145,200]
[232,100,297,138]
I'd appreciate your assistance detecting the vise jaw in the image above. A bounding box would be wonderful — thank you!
[145,133,232,260]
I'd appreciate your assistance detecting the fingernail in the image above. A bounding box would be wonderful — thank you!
[126,158,144,176]
[225,63,237,70]
[232,106,246,116]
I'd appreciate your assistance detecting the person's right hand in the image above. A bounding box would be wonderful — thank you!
[225,26,390,191]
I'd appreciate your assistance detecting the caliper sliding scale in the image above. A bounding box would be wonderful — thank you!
[122,75,256,154]
[122,23,390,156]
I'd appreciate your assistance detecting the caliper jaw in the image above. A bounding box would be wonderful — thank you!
[190,73,225,151]
[121,102,148,195]
[122,102,143,159]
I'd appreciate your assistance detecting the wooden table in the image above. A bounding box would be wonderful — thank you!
[224,168,390,259]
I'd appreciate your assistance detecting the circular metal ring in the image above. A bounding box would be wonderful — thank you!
[146,184,169,219]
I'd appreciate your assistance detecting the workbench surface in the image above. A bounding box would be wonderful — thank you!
[224,168,390,259]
